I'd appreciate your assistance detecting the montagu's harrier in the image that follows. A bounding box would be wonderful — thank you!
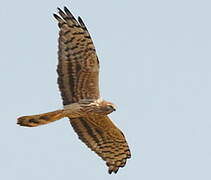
[17,7,131,174]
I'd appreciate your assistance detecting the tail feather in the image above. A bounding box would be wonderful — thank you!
[17,109,65,127]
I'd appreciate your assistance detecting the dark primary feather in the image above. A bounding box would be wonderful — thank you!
[64,6,77,21]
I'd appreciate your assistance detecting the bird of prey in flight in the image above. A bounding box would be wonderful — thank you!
[17,6,131,174]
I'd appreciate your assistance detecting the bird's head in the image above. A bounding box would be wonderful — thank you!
[105,102,116,112]
[95,98,117,115]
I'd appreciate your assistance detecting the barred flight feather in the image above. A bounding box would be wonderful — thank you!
[69,116,131,174]
[54,7,100,105]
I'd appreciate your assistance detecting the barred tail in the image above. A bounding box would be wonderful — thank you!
[17,109,65,127]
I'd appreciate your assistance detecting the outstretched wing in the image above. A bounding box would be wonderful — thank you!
[54,7,100,105]
[69,116,131,174]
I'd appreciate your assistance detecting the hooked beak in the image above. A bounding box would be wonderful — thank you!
[109,105,116,112]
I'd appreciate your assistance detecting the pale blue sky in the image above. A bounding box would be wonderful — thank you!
[1,0,211,179]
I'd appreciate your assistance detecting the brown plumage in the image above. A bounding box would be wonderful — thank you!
[17,6,131,174]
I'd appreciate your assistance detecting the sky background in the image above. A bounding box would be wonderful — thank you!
[1,0,211,179]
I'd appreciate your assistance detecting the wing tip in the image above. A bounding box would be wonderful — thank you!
[53,13,61,20]
[78,16,83,23]
[78,16,87,29]
[108,166,119,174]
[57,7,62,12]
[64,6,71,15]
[54,6,77,22]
